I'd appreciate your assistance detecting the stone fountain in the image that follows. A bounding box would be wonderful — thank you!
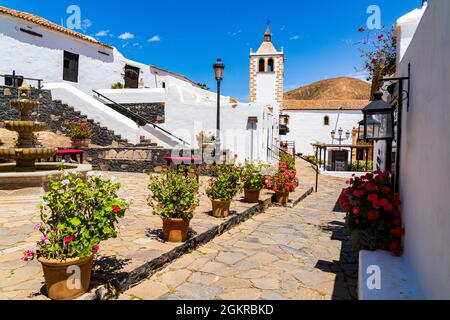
[0,85,91,199]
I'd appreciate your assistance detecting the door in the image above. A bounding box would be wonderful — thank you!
[124,65,140,88]
[63,51,79,83]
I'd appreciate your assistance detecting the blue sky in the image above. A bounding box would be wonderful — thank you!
[2,0,420,101]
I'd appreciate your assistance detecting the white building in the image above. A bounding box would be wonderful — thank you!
[0,6,281,163]
[282,78,370,156]
[360,0,450,300]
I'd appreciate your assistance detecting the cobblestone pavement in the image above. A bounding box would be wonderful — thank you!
[119,171,358,300]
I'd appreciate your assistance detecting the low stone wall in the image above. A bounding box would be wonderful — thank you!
[106,103,165,124]
[83,147,199,173]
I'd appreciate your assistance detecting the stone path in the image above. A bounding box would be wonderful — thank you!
[119,170,357,300]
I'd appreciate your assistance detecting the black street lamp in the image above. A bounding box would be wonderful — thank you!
[213,58,225,163]
[361,91,396,174]
[331,127,350,149]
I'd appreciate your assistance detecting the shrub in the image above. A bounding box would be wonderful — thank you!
[196,131,216,145]
[280,152,296,173]
[67,121,92,140]
[22,172,127,261]
[264,166,299,193]
[338,171,404,255]
[241,162,267,190]
[206,164,242,201]
[111,82,124,89]
[148,168,200,221]
[349,161,374,172]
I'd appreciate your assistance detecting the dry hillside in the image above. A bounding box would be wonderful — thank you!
[284,77,371,100]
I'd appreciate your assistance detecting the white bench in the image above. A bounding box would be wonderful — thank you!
[358,250,422,300]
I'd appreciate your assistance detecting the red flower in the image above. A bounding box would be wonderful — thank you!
[112,205,122,213]
[353,207,360,215]
[393,194,402,206]
[377,35,384,40]
[343,188,351,195]
[64,236,74,244]
[353,190,365,198]
[371,58,378,65]
[394,218,402,226]
[380,198,394,212]
[358,27,365,32]
[368,210,379,221]
[392,209,401,217]
[93,245,100,253]
[367,193,379,203]
[389,241,401,255]
[391,227,405,238]
[381,186,391,194]
[366,183,377,191]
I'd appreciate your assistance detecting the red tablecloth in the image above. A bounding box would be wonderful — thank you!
[56,149,86,156]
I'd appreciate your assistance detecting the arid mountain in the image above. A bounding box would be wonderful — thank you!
[284,77,371,100]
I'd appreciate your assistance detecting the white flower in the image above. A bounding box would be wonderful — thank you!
[42,201,48,207]
[63,171,69,177]
[61,179,70,186]
[110,176,117,182]
[61,160,66,164]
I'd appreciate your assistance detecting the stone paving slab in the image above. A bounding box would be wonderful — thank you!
[0,160,313,300]
[118,160,357,301]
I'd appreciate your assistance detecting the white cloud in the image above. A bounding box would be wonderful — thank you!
[280,25,286,31]
[227,30,242,37]
[122,42,129,48]
[119,32,135,40]
[80,19,92,32]
[148,35,161,42]
[95,30,110,37]
[289,35,300,41]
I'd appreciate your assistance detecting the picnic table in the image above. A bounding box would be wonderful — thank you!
[54,149,86,164]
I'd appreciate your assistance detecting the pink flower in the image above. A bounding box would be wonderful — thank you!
[40,235,49,244]
[34,222,43,230]
[358,27,365,32]
[160,204,165,209]
[22,249,34,262]
[93,245,100,253]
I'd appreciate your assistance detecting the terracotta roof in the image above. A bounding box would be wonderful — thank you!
[282,99,369,111]
[0,6,113,49]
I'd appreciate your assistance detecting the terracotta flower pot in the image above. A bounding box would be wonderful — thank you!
[275,191,290,205]
[211,199,231,218]
[244,189,261,203]
[38,255,93,300]
[162,218,190,243]
[71,139,90,148]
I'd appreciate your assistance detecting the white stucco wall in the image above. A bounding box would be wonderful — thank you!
[0,14,157,94]
[395,0,450,299]
[159,83,279,164]
[96,88,165,104]
[283,110,363,156]
[255,72,277,103]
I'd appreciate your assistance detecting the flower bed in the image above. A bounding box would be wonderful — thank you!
[339,171,404,255]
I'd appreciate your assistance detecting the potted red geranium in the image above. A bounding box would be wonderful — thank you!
[265,162,299,205]
[22,171,127,300]
[339,171,404,255]
[68,121,92,148]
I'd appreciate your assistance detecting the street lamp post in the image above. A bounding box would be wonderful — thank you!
[331,127,350,150]
[213,58,225,164]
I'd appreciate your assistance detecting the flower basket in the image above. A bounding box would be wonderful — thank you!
[22,171,127,300]
[264,162,299,205]
[241,163,267,203]
[275,191,289,205]
[148,168,200,242]
[206,165,242,218]
[71,139,90,148]
[244,189,261,203]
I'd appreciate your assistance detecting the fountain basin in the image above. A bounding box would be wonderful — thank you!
[10,99,39,113]
[4,121,47,133]
[0,147,57,160]
[0,163,92,201]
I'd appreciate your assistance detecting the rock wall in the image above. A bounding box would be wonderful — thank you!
[0,86,130,146]
[106,103,165,124]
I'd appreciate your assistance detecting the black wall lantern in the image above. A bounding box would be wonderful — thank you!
[361,92,395,141]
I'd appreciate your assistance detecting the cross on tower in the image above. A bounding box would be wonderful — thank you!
[266,19,271,27]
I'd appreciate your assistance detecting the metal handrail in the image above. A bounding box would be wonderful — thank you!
[92,90,190,146]
[298,154,319,193]
[0,71,44,89]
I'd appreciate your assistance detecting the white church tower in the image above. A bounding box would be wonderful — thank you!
[249,22,285,106]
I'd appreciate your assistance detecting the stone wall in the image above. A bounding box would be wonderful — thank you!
[0,86,129,146]
[106,103,165,124]
[83,147,199,173]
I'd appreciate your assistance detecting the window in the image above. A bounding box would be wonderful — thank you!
[268,58,274,72]
[20,28,43,38]
[258,58,265,72]
[324,116,330,126]
[63,51,79,83]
